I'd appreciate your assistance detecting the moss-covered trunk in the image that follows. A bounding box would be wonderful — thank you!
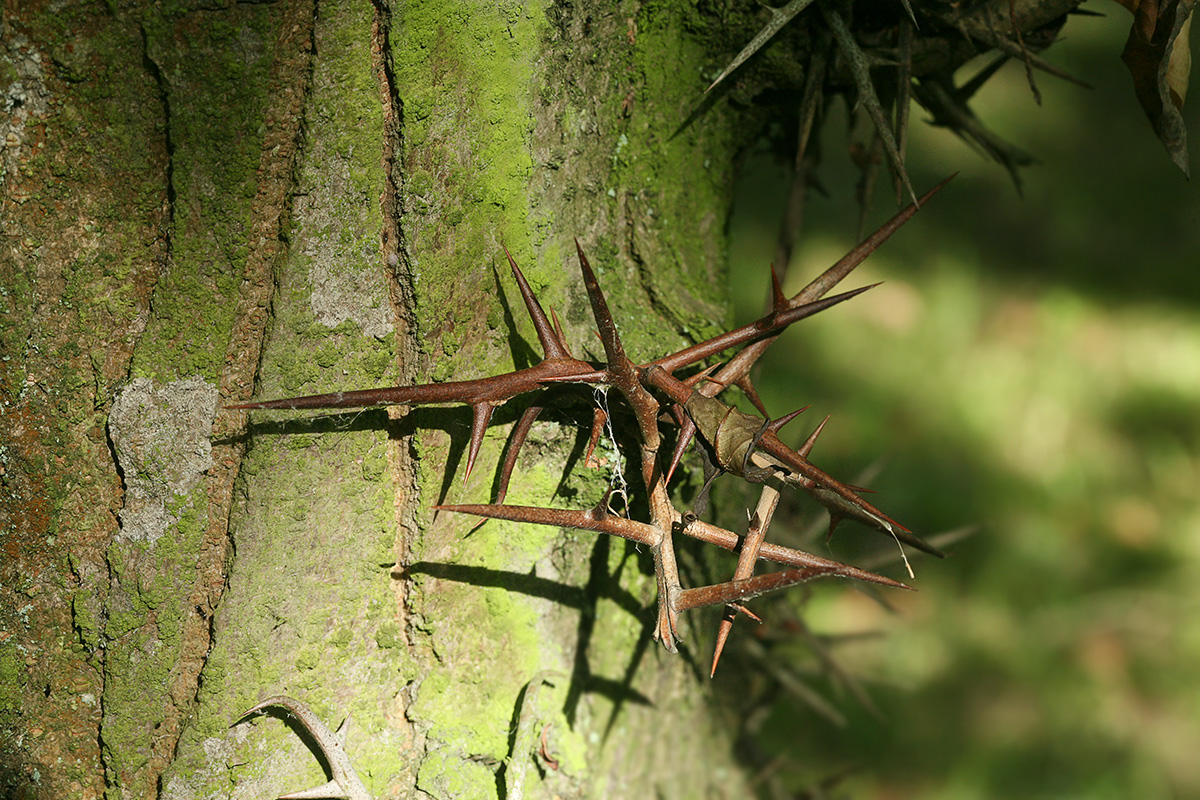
[1,1,750,797]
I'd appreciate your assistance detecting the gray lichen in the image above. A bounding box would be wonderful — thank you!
[1,32,50,191]
[108,376,217,543]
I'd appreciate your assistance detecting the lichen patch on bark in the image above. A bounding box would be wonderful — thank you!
[109,377,218,543]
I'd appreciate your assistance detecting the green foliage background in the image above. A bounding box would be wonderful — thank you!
[725,10,1200,799]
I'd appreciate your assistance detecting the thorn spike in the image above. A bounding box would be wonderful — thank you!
[827,514,843,539]
[549,308,573,358]
[766,405,809,435]
[797,414,829,458]
[736,375,769,416]
[574,238,630,368]
[584,406,606,468]
[683,362,722,388]
[676,567,839,612]
[436,502,660,546]
[678,516,911,589]
[769,262,788,312]
[495,405,543,504]
[732,603,762,623]
[664,415,697,486]
[463,403,495,484]
[505,245,571,360]
[655,284,877,374]
[711,616,734,678]
[795,174,954,307]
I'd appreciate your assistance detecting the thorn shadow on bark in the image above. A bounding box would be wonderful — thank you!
[406,402,575,510]
[548,415,602,508]
[559,538,656,726]
[404,550,657,716]
[670,76,736,141]
[564,535,611,726]
[213,407,393,447]
[412,536,668,735]
[601,615,657,743]
[404,561,644,618]
[490,260,543,373]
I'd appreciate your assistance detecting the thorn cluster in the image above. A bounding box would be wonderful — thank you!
[229,177,953,669]
[704,3,1090,202]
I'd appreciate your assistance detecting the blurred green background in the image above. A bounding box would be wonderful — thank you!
[724,7,1200,799]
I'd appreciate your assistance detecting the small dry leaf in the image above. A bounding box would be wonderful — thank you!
[1115,0,1196,174]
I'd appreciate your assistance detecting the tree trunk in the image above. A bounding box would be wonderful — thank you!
[2,1,747,797]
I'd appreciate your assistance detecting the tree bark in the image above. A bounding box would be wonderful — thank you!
[2,1,746,797]
[0,1,1081,798]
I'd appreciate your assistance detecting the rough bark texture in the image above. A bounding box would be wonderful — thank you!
[1,1,743,797]
[1,1,1080,798]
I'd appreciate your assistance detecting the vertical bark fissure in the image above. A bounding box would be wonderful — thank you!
[139,23,176,223]
[369,0,421,659]
[132,20,174,377]
[83,20,177,790]
[135,1,319,790]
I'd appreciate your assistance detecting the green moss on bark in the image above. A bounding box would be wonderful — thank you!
[390,1,755,797]
[6,0,764,796]
[130,5,282,384]
[0,4,185,794]
[159,4,415,797]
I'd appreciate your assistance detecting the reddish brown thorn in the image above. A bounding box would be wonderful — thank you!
[681,518,911,590]
[711,615,735,678]
[495,405,543,504]
[549,308,572,358]
[584,406,606,468]
[664,414,697,487]
[710,487,782,676]
[546,278,883,389]
[827,514,843,539]
[648,362,926,551]
[749,432,939,551]
[796,174,954,306]
[574,239,661,456]
[504,246,571,361]
[676,567,840,612]
[537,368,612,387]
[686,178,953,401]
[803,474,945,556]
[664,365,722,485]
[769,262,788,312]
[766,406,810,436]
[654,284,879,375]
[731,603,762,623]
[736,375,769,417]
[224,383,458,411]
[574,239,629,369]
[464,403,496,484]
[228,354,597,412]
[709,604,766,678]
[684,363,722,388]
[641,364,693,406]
[435,502,659,547]
[796,414,829,458]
